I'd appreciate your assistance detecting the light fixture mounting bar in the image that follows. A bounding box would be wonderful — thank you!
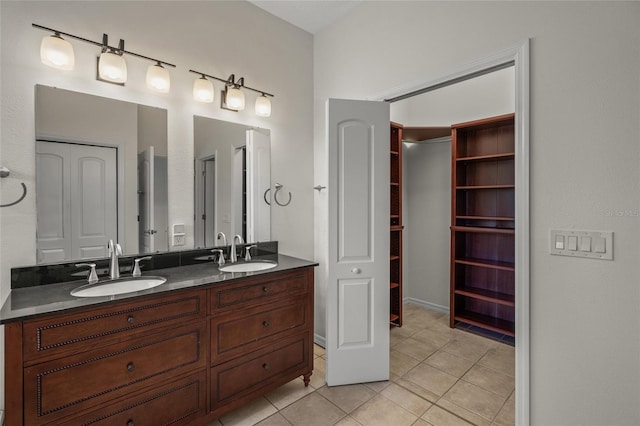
[32,23,176,68]
[188,69,274,98]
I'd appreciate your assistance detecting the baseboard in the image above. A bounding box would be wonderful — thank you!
[404,297,449,314]
[314,333,326,348]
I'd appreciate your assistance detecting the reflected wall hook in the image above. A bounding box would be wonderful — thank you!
[0,167,28,208]
[263,188,271,206]
[273,183,292,207]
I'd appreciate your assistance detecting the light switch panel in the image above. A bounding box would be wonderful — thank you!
[550,229,613,260]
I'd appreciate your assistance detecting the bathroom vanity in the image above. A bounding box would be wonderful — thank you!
[1,254,316,425]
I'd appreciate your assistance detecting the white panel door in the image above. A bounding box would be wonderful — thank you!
[246,129,271,242]
[71,144,117,259]
[37,141,117,262]
[326,99,390,385]
[138,147,155,253]
[36,142,71,263]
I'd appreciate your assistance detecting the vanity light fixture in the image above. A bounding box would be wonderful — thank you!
[193,75,214,103]
[188,69,274,115]
[146,61,170,93]
[225,84,245,111]
[255,93,272,117]
[98,35,127,84]
[40,32,75,70]
[33,24,176,91]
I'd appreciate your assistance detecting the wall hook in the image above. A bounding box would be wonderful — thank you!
[313,185,326,192]
[273,183,292,207]
[0,167,28,208]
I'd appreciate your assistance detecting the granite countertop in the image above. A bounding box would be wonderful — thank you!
[0,254,318,324]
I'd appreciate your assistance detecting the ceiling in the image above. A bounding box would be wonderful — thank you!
[248,1,362,34]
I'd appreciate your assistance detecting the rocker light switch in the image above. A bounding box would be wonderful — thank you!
[580,236,591,252]
[567,236,578,251]
[593,236,606,253]
[554,235,565,250]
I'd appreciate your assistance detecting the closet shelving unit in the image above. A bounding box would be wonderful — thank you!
[450,113,516,337]
[390,122,403,326]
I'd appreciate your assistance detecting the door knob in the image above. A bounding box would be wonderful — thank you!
[351,268,361,274]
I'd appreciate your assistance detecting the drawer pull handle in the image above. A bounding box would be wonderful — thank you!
[262,363,270,371]
[127,362,135,372]
[263,321,270,327]
[127,421,135,426]
[127,315,135,324]
[263,286,270,293]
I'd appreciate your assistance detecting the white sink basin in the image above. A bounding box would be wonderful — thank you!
[71,276,167,298]
[219,261,278,273]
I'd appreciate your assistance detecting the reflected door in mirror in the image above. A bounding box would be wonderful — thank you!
[36,141,117,263]
[138,146,155,252]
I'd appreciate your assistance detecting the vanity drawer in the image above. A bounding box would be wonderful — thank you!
[53,371,207,426]
[210,269,310,313]
[210,335,311,414]
[211,297,309,364]
[23,321,206,425]
[22,289,205,363]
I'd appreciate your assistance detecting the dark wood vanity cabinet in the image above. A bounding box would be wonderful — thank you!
[4,266,315,425]
[208,268,314,418]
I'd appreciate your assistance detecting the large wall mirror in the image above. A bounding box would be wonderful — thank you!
[193,116,271,248]
[35,85,169,264]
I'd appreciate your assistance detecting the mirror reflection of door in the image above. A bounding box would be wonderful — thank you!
[138,146,155,253]
[246,129,271,242]
[195,155,217,248]
[36,141,117,263]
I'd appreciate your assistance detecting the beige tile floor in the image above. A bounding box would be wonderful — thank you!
[208,304,515,426]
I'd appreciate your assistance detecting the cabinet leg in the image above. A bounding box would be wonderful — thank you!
[303,372,312,387]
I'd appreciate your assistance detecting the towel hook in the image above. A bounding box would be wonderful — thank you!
[263,188,271,206]
[273,183,292,207]
[0,167,28,208]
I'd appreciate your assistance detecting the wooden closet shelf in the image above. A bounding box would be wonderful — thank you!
[451,226,515,234]
[454,312,515,336]
[456,185,515,190]
[454,287,515,306]
[456,153,515,162]
[455,257,515,271]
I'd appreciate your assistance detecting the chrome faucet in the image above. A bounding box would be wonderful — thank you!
[231,234,244,263]
[244,245,257,261]
[76,263,99,284]
[216,232,227,246]
[211,249,225,267]
[107,239,122,279]
[132,256,152,277]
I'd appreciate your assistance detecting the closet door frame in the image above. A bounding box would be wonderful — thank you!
[371,39,530,425]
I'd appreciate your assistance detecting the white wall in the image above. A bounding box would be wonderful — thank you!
[314,2,640,424]
[0,0,313,410]
[403,140,451,310]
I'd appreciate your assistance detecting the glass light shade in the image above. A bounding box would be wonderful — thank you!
[255,95,272,117]
[146,63,170,93]
[98,51,127,84]
[226,86,245,110]
[40,34,75,70]
[193,77,214,103]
